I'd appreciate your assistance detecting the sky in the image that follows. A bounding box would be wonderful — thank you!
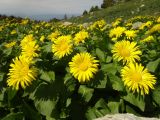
[0,0,103,20]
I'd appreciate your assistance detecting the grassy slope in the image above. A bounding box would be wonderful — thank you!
[68,0,160,23]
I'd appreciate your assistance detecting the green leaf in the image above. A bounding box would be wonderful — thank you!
[33,82,62,118]
[3,48,12,56]
[46,116,56,120]
[108,101,119,113]
[95,75,108,89]
[105,56,112,63]
[78,85,94,102]
[86,107,97,120]
[2,112,23,120]
[64,73,76,92]
[40,71,55,82]
[41,42,52,53]
[95,98,110,113]
[86,100,110,120]
[0,88,6,107]
[88,71,107,89]
[152,85,160,106]
[123,91,145,111]
[146,58,160,72]
[7,88,17,101]
[76,46,87,52]
[96,48,105,62]
[0,89,5,101]
[101,63,117,75]
[93,99,111,118]
[35,99,58,117]
[108,74,125,91]
[23,101,42,120]
[125,105,141,116]
[60,109,69,119]
[66,98,71,107]
[0,73,5,82]
[119,99,125,113]
[148,50,157,58]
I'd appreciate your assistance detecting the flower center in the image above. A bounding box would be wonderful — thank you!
[120,49,130,57]
[79,61,89,71]
[59,44,68,51]
[18,66,29,78]
[132,72,142,82]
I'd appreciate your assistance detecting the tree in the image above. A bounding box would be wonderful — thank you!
[89,6,95,12]
[101,0,115,8]
[89,6,100,13]
[94,6,99,11]
[64,14,67,20]
[83,10,88,15]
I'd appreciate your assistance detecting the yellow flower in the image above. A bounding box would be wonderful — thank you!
[112,40,142,64]
[145,21,153,27]
[4,41,16,48]
[0,26,4,31]
[20,34,34,47]
[157,17,160,23]
[7,56,37,90]
[97,20,106,28]
[146,24,160,34]
[139,21,153,30]
[125,30,137,40]
[121,62,156,95]
[112,18,122,27]
[45,23,51,27]
[10,30,17,35]
[109,27,126,40]
[125,23,132,27]
[69,52,99,82]
[52,35,73,59]
[74,30,89,45]
[48,30,60,42]
[89,20,106,30]
[40,35,45,42]
[21,41,39,59]
[21,19,29,25]
[141,36,154,43]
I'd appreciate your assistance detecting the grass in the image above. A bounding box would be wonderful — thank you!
[68,0,160,23]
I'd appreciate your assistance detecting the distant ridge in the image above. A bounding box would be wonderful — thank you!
[0,13,80,21]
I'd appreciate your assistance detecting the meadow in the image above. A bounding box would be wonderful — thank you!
[0,16,160,120]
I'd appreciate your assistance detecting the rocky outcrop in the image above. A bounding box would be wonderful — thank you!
[62,22,72,26]
[95,113,159,120]
[132,22,143,29]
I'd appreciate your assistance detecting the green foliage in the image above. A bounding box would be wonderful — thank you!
[101,0,115,8]
[152,86,160,106]
[96,48,105,62]
[35,99,57,117]
[108,74,124,92]
[86,99,110,120]
[23,101,42,120]
[78,85,94,102]
[40,71,55,83]
[147,58,160,72]
[0,14,160,120]
[123,91,145,111]
[1,112,24,120]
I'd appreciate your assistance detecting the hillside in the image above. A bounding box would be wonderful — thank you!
[68,0,160,23]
